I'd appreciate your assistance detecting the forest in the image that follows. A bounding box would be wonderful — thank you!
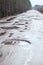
[0,0,32,18]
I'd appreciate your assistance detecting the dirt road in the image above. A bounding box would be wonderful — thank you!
[0,10,43,65]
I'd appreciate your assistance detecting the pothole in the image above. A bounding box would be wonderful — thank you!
[2,38,31,45]
[8,33,13,37]
[0,28,6,36]
[1,26,19,29]
[7,16,16,21]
